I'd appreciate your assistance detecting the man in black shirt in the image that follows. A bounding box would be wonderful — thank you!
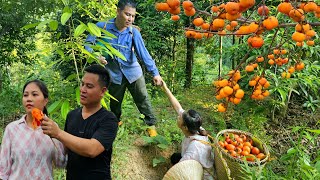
[41,64,118,179]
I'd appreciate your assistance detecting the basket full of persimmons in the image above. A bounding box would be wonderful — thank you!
[214,129,270,180]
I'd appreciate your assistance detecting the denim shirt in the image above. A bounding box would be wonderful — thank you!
[85,18,159,85]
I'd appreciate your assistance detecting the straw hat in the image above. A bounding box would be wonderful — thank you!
[163,160,203,180]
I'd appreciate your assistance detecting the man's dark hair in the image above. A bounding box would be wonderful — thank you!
[84,64,111,88]
[117,0,137,10]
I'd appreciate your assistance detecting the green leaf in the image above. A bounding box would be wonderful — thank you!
[22,22,40,29]
[36,20,51,29]
[142,136,155,144]
[315,160,320,173]
[48,20,59,31]
[66,74,77,81]
[61,100,70,120]
[75,43,97,60]
[292,126,303,132]
[152,156,166,167]
[105,92,118,102]
[97,40,126,61]
[88,23,101,37]
[74,23,87,37]
[287,147,297,154]
[154,135,169,145]
[101,97,108,109]
[278,89,287,103]
[100,29,117,38]
[61,12,72,25]
[47,100,62,114]
[75,87,80,106]
[157,144,168,149]
[56,49,65,57]
[306,129,320,134]
[63,6,72,13]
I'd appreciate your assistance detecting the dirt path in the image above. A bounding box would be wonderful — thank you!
[112,138,177,179]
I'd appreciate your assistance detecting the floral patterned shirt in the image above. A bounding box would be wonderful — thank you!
[0,115,67,180]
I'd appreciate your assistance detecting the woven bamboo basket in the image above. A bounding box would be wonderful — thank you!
[214,129,270,180]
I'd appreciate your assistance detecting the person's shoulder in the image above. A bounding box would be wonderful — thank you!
[68,108,82,116]
[5,115,25,129]
[131,25,142,36]
[190,135,210,145]
[96,21,106,28]
[99,107,117,119]
[96,19,114,28]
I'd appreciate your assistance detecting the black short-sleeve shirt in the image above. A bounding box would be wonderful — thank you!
[64,107,118,180]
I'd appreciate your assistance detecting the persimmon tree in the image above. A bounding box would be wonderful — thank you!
[155,0,320,112]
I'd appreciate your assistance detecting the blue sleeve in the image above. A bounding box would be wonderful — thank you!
[84,22,106,53]
[132,28,160,77]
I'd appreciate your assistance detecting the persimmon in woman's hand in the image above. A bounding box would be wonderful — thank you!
[31,108,44,129]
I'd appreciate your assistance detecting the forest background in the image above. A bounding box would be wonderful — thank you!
[0,0,319,179]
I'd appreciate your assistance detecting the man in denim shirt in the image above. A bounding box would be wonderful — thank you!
[85,0,162,136]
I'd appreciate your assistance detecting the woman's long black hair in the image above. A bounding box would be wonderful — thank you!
[182,109,207,136]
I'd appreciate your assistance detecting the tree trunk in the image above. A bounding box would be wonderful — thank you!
[184,37,194,89]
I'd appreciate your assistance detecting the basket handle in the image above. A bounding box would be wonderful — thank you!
[194,134,217,148]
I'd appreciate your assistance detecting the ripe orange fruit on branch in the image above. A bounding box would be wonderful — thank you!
[226,13,241,21]
[155,3,170,11]
[248,36,264,48]
[218,103,226,112]
[239,0,255,9]
[306,40,315,46]
[292,31,306,42]
[193,32,203,39]
[184,8,196,16]
[223,86,234,96]
[256,56,264,62]
[167,0,180,9]
[182,0,193,11]
[185,30,196,38]
[193,17,204,26]
[211,6,219,13]
[262,16,278,30]
[171,15,180,21]
[303,2,318,12]
[258,5,269,16]
[201,23,210,30]
[295,62,305,70]
[169,7,181,15]
[306,30,316,37]
[277,2,293,15]
[245,64,254,72]
[235,89,245,99]
[212,18,225,29]
[288,66,295,74]
[225,2,240,15]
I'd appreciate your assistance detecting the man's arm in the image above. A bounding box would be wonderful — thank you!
[132,28,161,80]
[41,116,104,158]
[161,81,183,114]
